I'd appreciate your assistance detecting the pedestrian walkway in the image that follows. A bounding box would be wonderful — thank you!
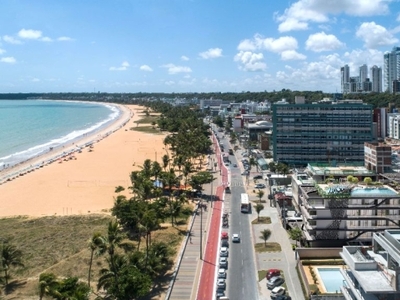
[168,204,210,300]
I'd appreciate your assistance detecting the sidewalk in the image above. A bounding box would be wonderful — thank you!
[167,203,212,300]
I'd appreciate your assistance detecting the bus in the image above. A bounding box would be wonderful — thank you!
[240,193,251,213]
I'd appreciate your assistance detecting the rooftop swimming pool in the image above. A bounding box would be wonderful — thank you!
[351,187,398,197]
[317,267,344,293]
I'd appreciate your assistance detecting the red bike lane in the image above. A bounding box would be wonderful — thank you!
[196,133,227,300]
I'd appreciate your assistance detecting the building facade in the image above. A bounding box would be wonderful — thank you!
[364,142,392,174]
[371,65,383,93]
[272,100,374,166]
[341,65,350,94]
[340,230,400,299]
[384,47,400,93]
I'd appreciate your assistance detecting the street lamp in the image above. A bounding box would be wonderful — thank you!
[199,200,203,260]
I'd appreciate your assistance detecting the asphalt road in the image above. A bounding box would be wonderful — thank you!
[222,143,259,300]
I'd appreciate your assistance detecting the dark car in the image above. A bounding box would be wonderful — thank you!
[267,276,285,289]
[253,175,263,180]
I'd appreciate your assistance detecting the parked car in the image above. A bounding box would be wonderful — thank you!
[271,286,286,299]
[217,268,227,279]
[266,269,281,280]
[232,233,240,243]
[241,170,249,176]
[273,296,291,300]
[253,175,263,180]
[219,257,228,268]
[255,183,266,189]
[267,276,285,289]
[216,288,225,298]
[233,163,237,167]
[220,247,229,257]
[216,278,226,289]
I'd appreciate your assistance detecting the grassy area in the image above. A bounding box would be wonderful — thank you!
[134,115,159,124]
[130,126,161,134]
[251,217,271,224]
[0,214,186,299]
[258,270,267,281]
[254,242,282,253]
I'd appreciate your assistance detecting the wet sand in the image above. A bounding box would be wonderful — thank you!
[0,104,167,217]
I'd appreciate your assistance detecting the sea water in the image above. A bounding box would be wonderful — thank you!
[0,99,119,168]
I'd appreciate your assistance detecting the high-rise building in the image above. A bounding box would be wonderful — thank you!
[341,64,350,93]
[383,47,400,93]
[272,99,373,166]
[359,64,368,83]
[370,65,382,93]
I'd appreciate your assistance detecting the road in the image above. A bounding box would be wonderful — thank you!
[217,133,259,300]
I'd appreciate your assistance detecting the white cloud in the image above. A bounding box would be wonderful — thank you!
[343,49,383,72]
[281,50,306,60]
[199,48,223,59]
[109,61,130,71]
[41,36,52,42]
[181,55,189,61]
[0,48,6,55]
[234,51,266,72]
[140,65,153,72]
[0,57,16,64]
[3,35,22,44]
[18,29,42,39]
[31,78,40,82]
[276,0,390,32]
[161,64,192,74]
[58,36,73,41]
[305,32,344,52]
[238,34,299,56]
[356,22,398,48]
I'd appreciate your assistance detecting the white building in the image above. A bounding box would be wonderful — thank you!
[340,230,400,299]
[342,64,350,94]
[384,47,400,93]
[387,114,400,140]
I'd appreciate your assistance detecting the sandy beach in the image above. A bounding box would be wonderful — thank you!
[0,104,166,217]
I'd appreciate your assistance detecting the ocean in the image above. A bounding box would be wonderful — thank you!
[0,99,119,168]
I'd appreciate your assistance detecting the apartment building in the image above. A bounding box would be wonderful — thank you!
[271,99,373,166]
[292,165,400,247]
[340,229,400,299]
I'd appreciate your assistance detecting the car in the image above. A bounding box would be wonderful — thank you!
[232,233,240,243]
[233,163,237,167]
[266,269,281,280]
[221,239,229,247]
[217,268,226,279]
[219,257,228,268]
[216,278,226,289]
[273,296,291,300]
[255,183,266,189]
[221,232,228,240]
[253,175,263,180]
[224,162,229,167]
[216,288,225,298]
[220,247,229,257]
[242,153,248,157]
[241,170,249,176]
[267,276,285,289]
[271,286,286,299]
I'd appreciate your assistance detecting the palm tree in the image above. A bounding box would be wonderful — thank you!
[0,243,24,286]
[38,272,59,300]
[87,232,106,287]
[260,229,271,247]
[255,203,264,222]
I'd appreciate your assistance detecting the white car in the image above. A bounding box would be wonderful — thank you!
[271,286,286,298]
[232,233,240,243]
[217,268,226,279]
[219,256,228,268]
[220,247,229,257]
[216,278,226,289]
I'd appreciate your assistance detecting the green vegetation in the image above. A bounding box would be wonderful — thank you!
[254,242,281,252]
[251,216,271,224]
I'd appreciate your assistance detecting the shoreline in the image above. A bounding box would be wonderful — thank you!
[0,102,131,184]
[0,104,168,217]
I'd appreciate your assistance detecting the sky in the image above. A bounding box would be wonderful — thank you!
[1,0,400,94]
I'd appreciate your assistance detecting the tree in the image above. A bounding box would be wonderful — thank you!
[260,229,271,247]
[256,190,264,203]
[0,243,24,287]
[38,272,59,300]
[255,203,264,222]
[249,157,258,172]
[364,177,372,185]
[289,227,302,246]
[87,232,106,288]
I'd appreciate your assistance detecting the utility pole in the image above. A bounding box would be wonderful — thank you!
[200,201,203,260]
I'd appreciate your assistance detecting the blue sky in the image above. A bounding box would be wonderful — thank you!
[1,0,400,93]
